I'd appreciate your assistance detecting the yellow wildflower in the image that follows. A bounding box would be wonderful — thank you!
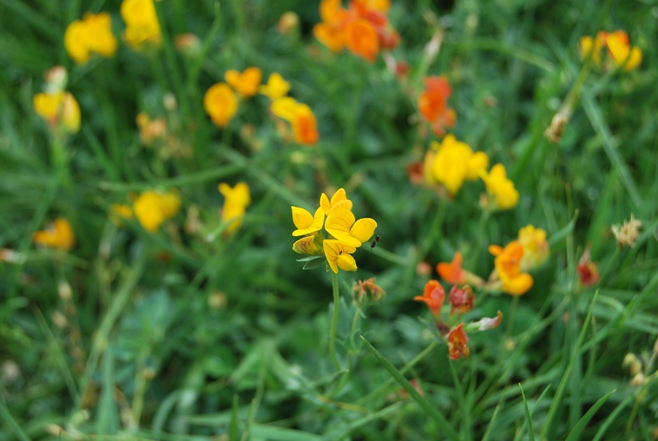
[324,202,377,247]
[203,83,238,128]
[579,31,607,65]
[225,67,262,97]
[292,234,322,255]
[480,164,518,211]
[132,190,180,233]
[323,240,358,273]
[64,12,118,64]
[259,73,291,100]
[489,242,533,296]
[33,91,81,134]
[218,182,251,234]
[291,207,324,236]
[121,0,162,49]
[517,225,549,270]
[606,31,642,71]
[33,218,75,251]
[320,188,351,214]
[270,97,320,146]
[429,134,489,195]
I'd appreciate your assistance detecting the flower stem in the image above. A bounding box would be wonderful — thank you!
[329,271,341,371]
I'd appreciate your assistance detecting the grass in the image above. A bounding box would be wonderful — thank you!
[1,0,658,440]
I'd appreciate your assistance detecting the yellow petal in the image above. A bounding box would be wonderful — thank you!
[502,273,533,296]
[350,218,377,244]
[337,253,357,272]
[323,239,356,274]
[325,207,361,246]
[291,206,324,236]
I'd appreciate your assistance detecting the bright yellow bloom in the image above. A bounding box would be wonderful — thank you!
[133,190,180,233]
[430,134,489,195]
[121,0,162,49]
[64,12,118,64]
[225,67,262,97]
[33,91,81,134]
[480,164,518,211]
[517,225,549,270]
[204,83,238,128]
[291,207,325,236]
[218,182,250,234]
[325,203,377,247]
[323,240,357,273]
[259,73,291,100]
[489,241,533,296]
[320,188,351,214]
[606,31,642,71]
[33,218,75,251]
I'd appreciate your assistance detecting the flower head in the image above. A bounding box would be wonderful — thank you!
[33,218,75,251]
[121,0,162,49]
[33,91,81,134]
[323,239,358,273]
[133,190,180,233]
[344,18,379,62]
[353,277,386,307]
[271,97,319,145]
[64,12,118,64]
[219,182,251,234]
[291,207,325,236]
[225,67,262,97]
[413,280,445,318]
[480,163,519,211]
[447,323,470,360]
[292,234,322,255]
[605,31,642,71]
[204,83,238,128]
[517,225,549,270]
[489,241,533,296]
[448,285,474,315]
[259,73,291,100]
[418,76,456,137]
[325,202,377,247]
[320,188,350,214]
[429,135,489,195]
[437,251,466,284]
[612,214,642,249]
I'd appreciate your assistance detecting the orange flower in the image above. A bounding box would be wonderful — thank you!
[447,323,470,360]
[605,30,642,71]
[203,83,238,128]
[437,251,466,284]
[225,67,262,97]
[344,18,379,62]
[292,111,319,145]
[33,218,75,251]
[489,241,533,296]
[413,280,445,318]
[418,76,456,137]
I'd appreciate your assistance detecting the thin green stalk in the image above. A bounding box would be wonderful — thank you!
[329,271,341,371]
[0,401,31,441]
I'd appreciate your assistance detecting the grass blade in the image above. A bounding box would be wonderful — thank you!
[565,389,615,441]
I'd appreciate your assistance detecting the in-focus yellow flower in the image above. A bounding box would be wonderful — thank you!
[480,164,518,211]
[259,73,291,100]
[292,234,322,255]
[204,83,238,128]
[325,203,377,247]
[225,67,262,97]
[517,225,549,270]
[133,190,180,233]
[218,182,251,234]
[430,134,489,195]
[323,239,357,273]
[33,218,75,251]
[33,91,81,134]
[291,207,325,236]
[320,188,351,214]
[64,12,118,64]
[121,0,162,49]
[606,31,642,71]
[489,241,533,296]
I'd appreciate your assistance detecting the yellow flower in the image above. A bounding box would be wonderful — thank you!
[489,242,533,296]
[33,91,81,134]
[606,31,642,71]
[259,73,291,100]
[111,204,133,225]
[64,12,118,64]
[579,32,606,65]
[218,182,251,234]
[225,67,262,97]
[517,225,549,270]
[121,0,162,49]
[320,188,351,214]
[292,234,321,255]
[323,240,357,273]
[291,207,324,236]
[270,97,320,145]
[133,190,180,233]
[480,164,518,211]
[430,134,489,195]
[203,83,238,128]
[324,202,377,247]
[33,218,75,251]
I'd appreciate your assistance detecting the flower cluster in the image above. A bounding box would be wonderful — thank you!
[121,0,162,49]
[64,12,118,64]
[291,188,377,273]
[418,76,456,137]
[313,0,399,62]
[33,218,76,251]
[112,189,181,233]
[580,30,642,72]
[437,225,549,296]
[33,67,80,136]
[414,280,502,360]
[218,182,251,235]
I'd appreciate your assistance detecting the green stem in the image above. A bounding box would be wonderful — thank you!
[329,271,341,371]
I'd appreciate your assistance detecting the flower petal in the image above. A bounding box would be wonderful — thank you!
[350,218,377,244]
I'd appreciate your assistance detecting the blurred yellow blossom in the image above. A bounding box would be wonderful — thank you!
[133,190,180,233]
[33,91,81,134]
[480,164,518,211]
[259,73,291,100]
[121,0,162,49]
[218,182,251,234]
[429,134,489,195]
[110,204,133,225]
[489,241,533,296]
[33,218,75,251]
[606,31,642,71]
[579,31,607,65]
[225,67,262,97]
[517,225,549,270]
[271,97,319,145]
[136,112,167,145]
[64,12,118,64]
[203,83,238,128]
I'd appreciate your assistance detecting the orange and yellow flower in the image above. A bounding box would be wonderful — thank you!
[580,30,642,72]
[271,97,319,145]
[33,218,75,251]
[33,91,81,134]
[204,83,238,128]
[64,12,118,64]
[428,134,489,195]
[225,67,263,98]
[488,241,533,296]
[418,76,456,137]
